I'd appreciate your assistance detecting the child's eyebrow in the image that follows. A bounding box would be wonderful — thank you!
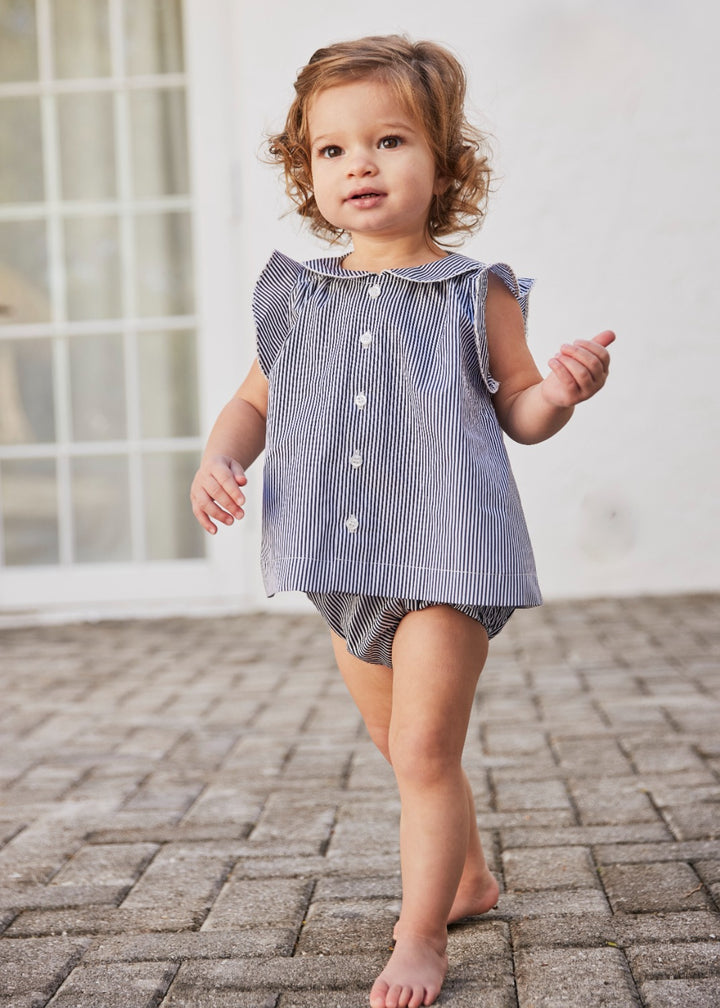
[378,120,417,132]
[311,120,418,146]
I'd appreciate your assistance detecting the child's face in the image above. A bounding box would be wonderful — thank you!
[307,78,444,246]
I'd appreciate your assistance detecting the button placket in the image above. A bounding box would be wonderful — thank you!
[344,277,382,536]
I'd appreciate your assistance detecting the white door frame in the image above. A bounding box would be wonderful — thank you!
[0,0,264,619]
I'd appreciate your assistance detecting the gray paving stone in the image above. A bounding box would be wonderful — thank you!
[164,993,278,1008]
[276,994,371,1008]
[639,977,720,1008]
[180,785,265,827]
[295,897,398,954]
[501,822,672,849]
[47,961,177,1007]
[480,808,578,829]
[502,845,601,892]
[5,906,210,937]
[326,813,399,859]
[50,842,160,886]
[171,954,383,990]
[625,941,720,981]
[495,888,610,920]
[594,841,718,865]
[482,726,553,757]
[624,741,709,775]
[85,929,297,962]
[551,737,635,777]
[249,794,338,854]
[613,911,720,946]
[513,911,720,950]
[0,882,125,911]
[511,913,619,949]
[493,776,572,812]
[313,873,401,901]
[515,947,641,1007]
[0,937,89,1000]
[118,843,234,924]
[662,802,720,841]
[0,822,86,884]
[568,777,661,825]
[601,862,711,913]
[202,876,313,931]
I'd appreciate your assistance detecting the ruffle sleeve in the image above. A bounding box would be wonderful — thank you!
[473,263,534,394]
[252,250,304,377]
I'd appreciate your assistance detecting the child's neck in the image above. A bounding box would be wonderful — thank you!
[341,235,449,273]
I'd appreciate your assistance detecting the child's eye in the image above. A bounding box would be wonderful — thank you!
[379,136,402,150]
[319,145,343,159]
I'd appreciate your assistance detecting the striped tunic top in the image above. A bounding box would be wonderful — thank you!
[252,249,542,609]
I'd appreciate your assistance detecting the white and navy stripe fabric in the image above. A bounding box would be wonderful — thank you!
[252,250,542,610]
[307,592,516,667]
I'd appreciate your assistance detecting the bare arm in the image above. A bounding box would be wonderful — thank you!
[485,273,615,445]
[190,358,269,534]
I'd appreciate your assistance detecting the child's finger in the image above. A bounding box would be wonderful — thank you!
[549,346,608,400]
[229,459,248,487]
[591,329,616,349]
[547,355,580,390]
[192,492,225,534]
[213,473,246,511]
[558,341,609,377]
[205,466,246,515]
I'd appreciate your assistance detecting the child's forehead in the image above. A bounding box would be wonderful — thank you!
[307,77,420,131]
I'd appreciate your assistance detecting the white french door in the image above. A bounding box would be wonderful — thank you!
[0,0,254,613]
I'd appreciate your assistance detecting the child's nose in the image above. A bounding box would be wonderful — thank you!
[347,150,377,177]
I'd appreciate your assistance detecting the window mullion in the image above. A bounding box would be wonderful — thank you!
[110,0,145,562]
[37,0,73,565]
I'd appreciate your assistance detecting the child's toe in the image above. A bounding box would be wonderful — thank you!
[369,978,390,1008]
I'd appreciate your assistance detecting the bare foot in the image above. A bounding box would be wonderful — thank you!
[392,870,499,942]
[448,867,499,924]
[370,933,448,1008]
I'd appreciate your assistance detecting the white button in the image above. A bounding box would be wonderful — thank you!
[359,331,373,348]
[367,283,381,299]
[345,515,359,533]
[350,451,363,469]
[354,391,367,409]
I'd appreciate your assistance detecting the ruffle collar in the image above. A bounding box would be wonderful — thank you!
[293,250,483,284]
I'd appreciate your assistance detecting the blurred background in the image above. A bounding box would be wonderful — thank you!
[0,0,717,622]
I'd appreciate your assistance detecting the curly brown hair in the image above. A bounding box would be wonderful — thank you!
[266,35,493,244]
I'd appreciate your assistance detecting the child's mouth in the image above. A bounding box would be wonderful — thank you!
[348,192,385,207]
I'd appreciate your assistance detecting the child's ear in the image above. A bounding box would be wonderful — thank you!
[433,174,451,196]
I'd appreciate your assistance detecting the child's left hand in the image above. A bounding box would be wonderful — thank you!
[542,330,616,408]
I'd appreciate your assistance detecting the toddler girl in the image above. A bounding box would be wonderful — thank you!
[191,34,614,1008]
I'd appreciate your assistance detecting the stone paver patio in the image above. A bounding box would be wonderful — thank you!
[1,594,719,1006]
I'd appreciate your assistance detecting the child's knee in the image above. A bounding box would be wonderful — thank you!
[389,723,460,787]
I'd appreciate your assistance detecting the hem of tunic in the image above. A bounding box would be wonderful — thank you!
[261,555,542,608]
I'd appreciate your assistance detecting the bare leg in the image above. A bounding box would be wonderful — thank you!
[449,774,499,923]
[331,630,498,932]
[331,608,492,1008]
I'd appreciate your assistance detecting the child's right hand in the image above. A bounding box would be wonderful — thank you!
[190,455,248,534]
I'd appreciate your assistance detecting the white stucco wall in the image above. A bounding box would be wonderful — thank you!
[225,0,718,602]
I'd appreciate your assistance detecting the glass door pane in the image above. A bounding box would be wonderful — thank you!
[0,0,38,83]
[0,0,204,570]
